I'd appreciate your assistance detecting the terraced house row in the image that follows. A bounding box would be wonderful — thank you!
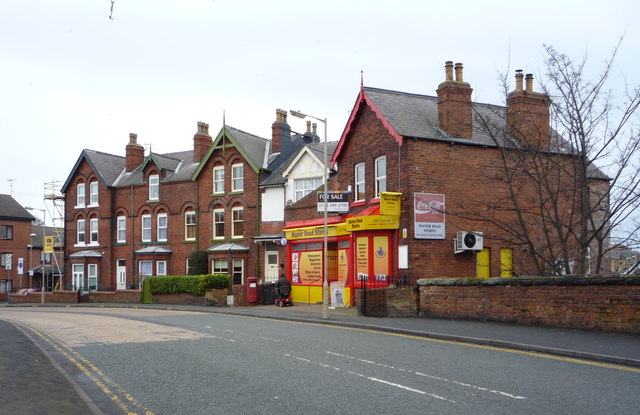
[62,62,610,306]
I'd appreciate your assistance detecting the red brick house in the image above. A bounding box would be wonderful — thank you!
[283,62,609,304]
[61,112,319,297]
[0,194,35,296]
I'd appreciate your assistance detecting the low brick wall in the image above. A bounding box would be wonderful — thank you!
[9,291,79,304]
[232,284,248,306]
[152,293,208,306]
[87,290,141,304]
[419,276,640,333]
[354,287,418,317]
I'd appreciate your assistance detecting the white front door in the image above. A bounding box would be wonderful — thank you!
[265,251,279,282]
[117,260,126,290]
[72,264,84,291]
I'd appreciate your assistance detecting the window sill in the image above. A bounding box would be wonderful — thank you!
[87,242,99,247]
[210,192,225,197]
[369,197,380,204]
[87,203,99,208]
[74,205,86,209]
[229,190,244,195]
[146,199,159,203]
[115,242,127,246]
[140,241,153,245]
[74,243,86,248]
[156,241,168,244]
[351,200,365,207]
[182,239,197,244]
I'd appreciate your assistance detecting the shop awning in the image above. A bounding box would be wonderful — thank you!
[208,243,250,252]
[135,246,172,254]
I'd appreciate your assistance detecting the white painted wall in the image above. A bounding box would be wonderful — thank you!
[261,187,284,221]
[284,151,325,204]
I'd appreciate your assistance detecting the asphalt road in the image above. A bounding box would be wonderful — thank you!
[2,308,639,415]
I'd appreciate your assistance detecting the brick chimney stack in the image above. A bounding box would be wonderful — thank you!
[193,121,212,162]
[436,61,473,139]
[271,109,291,154]
[507,70,551,149]
[125,133,145,172]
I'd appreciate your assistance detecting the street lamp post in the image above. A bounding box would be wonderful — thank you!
[26,207,45,304]
[290,110,329,319]
[25,233,36,290]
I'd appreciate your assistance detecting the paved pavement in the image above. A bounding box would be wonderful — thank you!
[1,301,639,414]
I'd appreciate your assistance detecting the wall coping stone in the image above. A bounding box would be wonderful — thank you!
[417,275,640,287]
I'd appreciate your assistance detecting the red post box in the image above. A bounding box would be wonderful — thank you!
[246,277,258,303]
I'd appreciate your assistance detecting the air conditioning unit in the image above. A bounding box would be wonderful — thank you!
[454,231,483,253]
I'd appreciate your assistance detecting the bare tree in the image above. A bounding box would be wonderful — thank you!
[451,41,640,276]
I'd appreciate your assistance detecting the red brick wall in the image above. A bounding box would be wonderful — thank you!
[88,290,141,303]
[9,290,78,304]
[419,284,640,333]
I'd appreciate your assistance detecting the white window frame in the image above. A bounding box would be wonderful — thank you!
[185,211,196,241]
[213,208,225,240]
[88,263,98,291]
[156,260,167,276]
[157,213,168,242]
[213,166,225,194]
[89,217,99,245]
[231,163,244,192]
[89,181,99,206]
[141,214,152,242]
[76,183,85,207]
[375,156,387,196]
[294,177,323,202]
[355,163,365,201]
[117,216,126,243]
[185,258,191,274]
[149,174,159,201]
[139,261,153,277]
[212,259,228,274]
[76,219,86,246]
[233,258,244,285]
[231,206,244,238]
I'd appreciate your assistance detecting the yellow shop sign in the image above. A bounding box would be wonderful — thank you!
[346,215,399,231]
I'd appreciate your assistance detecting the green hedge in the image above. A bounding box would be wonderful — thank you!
[142,274,231,303]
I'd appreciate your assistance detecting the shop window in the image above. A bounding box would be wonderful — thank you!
[232,163,244,192]
[355,163,365,201]
[1,225,13,240]
[89,181,99,206]
[117,216,126,243]
[76,183,85,207]
[307,242,322,250]
[185,211,196,241]
[213,208,225,239]
[141,214,152,242]
[149,174,159,201]
[213,166,225,194]
[233,258,244,285]
[157,213,168,242]
[294,177,323,202]
[375,156,387,196]
[232,206,244,238]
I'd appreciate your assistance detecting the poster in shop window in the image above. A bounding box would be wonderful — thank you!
[414,193,445,239]
[299,251,322,285]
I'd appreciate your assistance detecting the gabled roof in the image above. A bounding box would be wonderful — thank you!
[116,150,197,187]
[61,149,125,192]
[0,194,35,221]
[193,125,269,180]
[331,86,572,167]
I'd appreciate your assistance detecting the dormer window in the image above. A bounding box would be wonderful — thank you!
[149,174,159,201]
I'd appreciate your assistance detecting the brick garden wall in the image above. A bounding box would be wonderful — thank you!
[419,278,640,333]
[87,290,141,304]
[9,290,79,304]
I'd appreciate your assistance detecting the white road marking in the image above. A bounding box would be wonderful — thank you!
[327,350,526,400]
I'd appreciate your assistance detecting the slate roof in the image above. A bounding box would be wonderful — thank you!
[226,126,270,170]
[362,86,570,151]
[0,194,35,221]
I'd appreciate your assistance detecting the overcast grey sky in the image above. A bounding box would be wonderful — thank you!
[1,0,638,224]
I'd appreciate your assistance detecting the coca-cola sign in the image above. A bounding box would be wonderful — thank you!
[414,193,445,239]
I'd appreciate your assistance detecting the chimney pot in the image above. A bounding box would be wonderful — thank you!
[525,73,534,92]
[306,120,311,133]
[444,61,454,81]
[129,133,137,144]
[454,62,464,82]
[515,70,524,91]
[312,123,317,134]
